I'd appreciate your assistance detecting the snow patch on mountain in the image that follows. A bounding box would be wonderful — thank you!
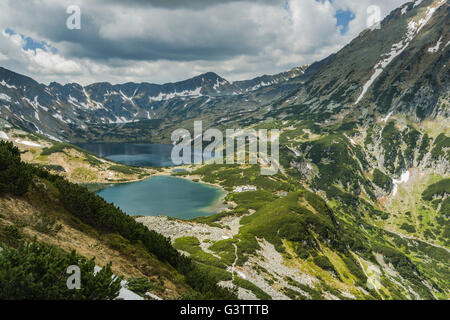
[24,96,48,112]
[68,95,88,110]
[119,90,137,104]
[428,36,443,53]
[0,80,17,89]
[83,88,105,110]
[0,104,10,112]
[246,80,278,92]
[0,131,8,140]
[104,90,120,97]
[52,113,65,122]
[401,5,409,15]
[213,78,228,90]
[414,0,424,8]
[111,116,136,124]
[355,6,437,105]
[392,170,410,197]
[15,139,41,147]
[288,146,301,157]
[149,87,203,102]
[0,93,11,102]
[45,133,63,142]
[382,111,394,123]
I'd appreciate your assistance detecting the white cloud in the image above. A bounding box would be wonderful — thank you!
[24,48,82,74]
[0,0,410,85]
[1,30,82,76]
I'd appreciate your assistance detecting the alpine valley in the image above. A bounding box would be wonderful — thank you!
[0,0,449,300]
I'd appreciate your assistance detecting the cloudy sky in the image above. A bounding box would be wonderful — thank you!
[0,0,410,85]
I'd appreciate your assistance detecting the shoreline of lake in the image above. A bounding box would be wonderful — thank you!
[95,173,228,220]
[74,142,229,219]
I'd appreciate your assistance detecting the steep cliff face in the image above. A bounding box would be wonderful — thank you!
[271,0,449,122]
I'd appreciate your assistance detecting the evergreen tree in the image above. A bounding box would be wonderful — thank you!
[0,240,122,300]
[0,141,32,196]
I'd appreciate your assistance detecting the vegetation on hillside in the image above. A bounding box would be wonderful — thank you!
[177,120,450,299]
[373,169,393,193]
[0,141,236,300]
[422,178,450,201]
[0,240,121,300]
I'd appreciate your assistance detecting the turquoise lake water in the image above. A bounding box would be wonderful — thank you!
[96,175,223,220]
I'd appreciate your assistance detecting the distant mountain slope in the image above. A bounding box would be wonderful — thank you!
[1,1,448,143]
[0,64,312,142]
[233,66,309,92]
[271,0,449,122]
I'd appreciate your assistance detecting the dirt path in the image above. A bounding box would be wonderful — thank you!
[355,256,384,300]
[231,243,238,281]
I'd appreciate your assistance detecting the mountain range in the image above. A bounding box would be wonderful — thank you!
[0,0,449,300]
[0,63,311,141]
[1,1,449,144]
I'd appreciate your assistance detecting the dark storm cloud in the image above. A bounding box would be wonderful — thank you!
[101,0,279,9]
[50,18,260,62]
[5,1,269,63]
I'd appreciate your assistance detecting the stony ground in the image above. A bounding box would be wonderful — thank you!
[136,214,341,300]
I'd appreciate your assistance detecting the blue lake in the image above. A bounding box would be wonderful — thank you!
[78,142,224,219]
[96,176,223,220]
[76,143,175,167]
[76,142,218,167]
